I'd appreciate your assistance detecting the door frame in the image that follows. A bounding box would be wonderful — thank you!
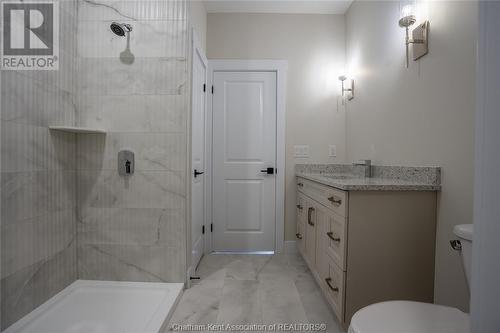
[188,29,208,283]
[206,59,288,254]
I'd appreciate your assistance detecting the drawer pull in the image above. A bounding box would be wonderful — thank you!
[296,204,303,210]
[307,207,315,226]
[295,233,303,240]
[326,232,341,242]
[327,196,342,206]
[325,278,339,292]
[297,182,304,187]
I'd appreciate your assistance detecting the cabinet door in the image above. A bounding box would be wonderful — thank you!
[305,200,318,268]
[315,203,331,279]
[296,193,306,255]
[324,208,347,270]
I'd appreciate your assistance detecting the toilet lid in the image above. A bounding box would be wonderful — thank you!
[349,301,470,333]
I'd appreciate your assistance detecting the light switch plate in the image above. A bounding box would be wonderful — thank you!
[329,145,337,157]
[294,145,309,158]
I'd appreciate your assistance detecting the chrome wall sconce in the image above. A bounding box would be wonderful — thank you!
[398,1,429,68]
[339,75,354,101]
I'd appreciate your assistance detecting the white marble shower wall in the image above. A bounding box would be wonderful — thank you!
[75,0,189,283]
[0,0,79,329]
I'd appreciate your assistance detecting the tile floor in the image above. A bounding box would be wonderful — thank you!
[166,253,344,333]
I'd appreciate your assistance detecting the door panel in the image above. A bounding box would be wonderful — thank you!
[213,71,277,251]
[191,46,206,270]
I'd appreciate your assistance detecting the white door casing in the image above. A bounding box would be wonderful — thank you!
[212,71,277,251]
[190,32,207,271]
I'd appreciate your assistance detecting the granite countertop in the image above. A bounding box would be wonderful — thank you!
[296,164,441,191]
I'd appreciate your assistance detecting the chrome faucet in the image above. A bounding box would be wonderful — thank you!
[353,159,372,178]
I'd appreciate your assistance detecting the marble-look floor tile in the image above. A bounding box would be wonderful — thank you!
[168,278,224,328]
[259,277,308,325]
[168,253,344,333]
[225,259,261,281]
[294,273,342,333]
[216,279,262,325]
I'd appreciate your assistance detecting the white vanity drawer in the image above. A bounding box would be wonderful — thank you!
[297,177,348,217]
[318,254,345,321]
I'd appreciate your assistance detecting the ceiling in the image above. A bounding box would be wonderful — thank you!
[203,1,353,15]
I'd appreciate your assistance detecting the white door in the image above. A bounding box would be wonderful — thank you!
[212,71,277,252]
[191,41,207,270]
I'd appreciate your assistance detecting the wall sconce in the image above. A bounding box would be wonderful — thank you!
[398,0,429,68]
[339,75,354,101]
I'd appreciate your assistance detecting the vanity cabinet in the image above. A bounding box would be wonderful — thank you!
[296,176,437,330]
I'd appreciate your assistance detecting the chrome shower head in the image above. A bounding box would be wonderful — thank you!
[110,22,132,36]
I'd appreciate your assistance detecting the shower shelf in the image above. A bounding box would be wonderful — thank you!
[49,126,106,134]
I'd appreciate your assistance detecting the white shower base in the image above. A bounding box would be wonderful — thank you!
[4,280,184,333]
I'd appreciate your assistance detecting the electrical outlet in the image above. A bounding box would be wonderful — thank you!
[329,145,337,157]
[294,145,309,158]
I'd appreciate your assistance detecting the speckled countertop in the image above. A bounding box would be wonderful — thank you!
[296,164,441,191]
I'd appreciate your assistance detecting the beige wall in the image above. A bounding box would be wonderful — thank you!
[190,1,207,51]
[207,13,346,241]
[345,1,477,311]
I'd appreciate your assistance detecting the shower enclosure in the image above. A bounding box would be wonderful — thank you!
[1,0,192,331]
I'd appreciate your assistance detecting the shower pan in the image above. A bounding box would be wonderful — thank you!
[4,281,183,333]
[1,0,190,331]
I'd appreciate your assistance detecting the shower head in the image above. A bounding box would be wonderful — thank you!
[110,22,132,36]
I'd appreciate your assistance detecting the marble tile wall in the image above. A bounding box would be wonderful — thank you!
[75,0,189,283]
[0,0,79,329]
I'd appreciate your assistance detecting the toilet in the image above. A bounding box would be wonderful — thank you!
[348,224,473,333]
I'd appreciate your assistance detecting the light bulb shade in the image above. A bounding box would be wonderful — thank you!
[400,0,416,19]
[399,0,416,27]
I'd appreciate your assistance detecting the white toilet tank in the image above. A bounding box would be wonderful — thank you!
[453,224,473,288]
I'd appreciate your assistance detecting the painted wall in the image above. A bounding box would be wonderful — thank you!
[190,1,207,51]
[76,0,189,283]
[0,1,79,328]
[345,1,477,311]
[207,13,346,241]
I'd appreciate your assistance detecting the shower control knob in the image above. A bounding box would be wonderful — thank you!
[118,150,135,176]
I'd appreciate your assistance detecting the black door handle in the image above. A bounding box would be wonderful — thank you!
[260,167,275,175]
[194,169,204,178]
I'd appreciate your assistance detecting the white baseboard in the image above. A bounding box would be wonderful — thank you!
[283,240,298,254]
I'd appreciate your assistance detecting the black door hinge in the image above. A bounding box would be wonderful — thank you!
[203,83,206,92]
[202,225,205,234]
[211,85,214,94]
[210,223,213,232]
